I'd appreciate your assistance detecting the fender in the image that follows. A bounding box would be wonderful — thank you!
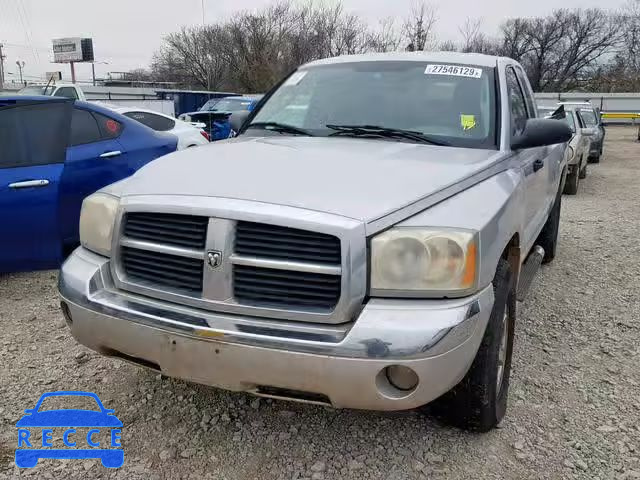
[397,169,525,291]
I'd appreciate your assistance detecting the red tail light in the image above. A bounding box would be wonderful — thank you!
[200,130,211,142]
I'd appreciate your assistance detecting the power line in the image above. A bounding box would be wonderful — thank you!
[12,0,39,64]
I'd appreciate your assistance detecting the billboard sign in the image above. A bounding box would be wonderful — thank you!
[53,38,82,63]
[52,38,94,63]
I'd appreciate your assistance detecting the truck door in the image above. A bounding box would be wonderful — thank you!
[505,67,548,251]
[58,107,129,246]
[0,99,72,273]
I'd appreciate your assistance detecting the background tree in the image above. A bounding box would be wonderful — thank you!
[147,1,632,93]
[402,1,437,51]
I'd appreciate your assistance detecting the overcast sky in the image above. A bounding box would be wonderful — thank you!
[0,0,626,83]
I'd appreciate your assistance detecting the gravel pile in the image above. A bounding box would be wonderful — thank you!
[1,127,639,479]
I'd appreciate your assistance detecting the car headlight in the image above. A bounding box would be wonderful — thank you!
[79,193,119,257]
[370,228,478,297]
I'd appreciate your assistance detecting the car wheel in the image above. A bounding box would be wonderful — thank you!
[589,152,601,164]
[429,259,516,432]
[537,191,562,264]
[579,162,588,179]
[14,451,38,468]
[563,168,579,195]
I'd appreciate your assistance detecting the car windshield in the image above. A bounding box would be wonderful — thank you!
[37,395,101,412]
[249,61,497,149]
[18,86,48,95]
[564,111,577,133]
[200,98,252,112]
[580,109,598,126]
[212,99,252,112]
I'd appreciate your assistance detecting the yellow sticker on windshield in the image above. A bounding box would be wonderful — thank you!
[460,114,477,131]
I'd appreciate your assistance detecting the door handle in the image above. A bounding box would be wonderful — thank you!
[8,179,50,189]
[100,150,122,158]
[533,159,544,172]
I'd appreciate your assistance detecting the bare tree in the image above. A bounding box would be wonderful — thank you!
[497,9,622,91]
[459,18,500,54]
[152,25,230,89]
[403,1,438,51]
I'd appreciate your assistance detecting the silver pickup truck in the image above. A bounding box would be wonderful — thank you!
[59,52,572,432]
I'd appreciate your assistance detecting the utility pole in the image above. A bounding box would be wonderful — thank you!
[0,44,5,90]
[70,61,76,84]
[16,60,25,86]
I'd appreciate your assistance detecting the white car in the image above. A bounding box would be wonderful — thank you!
[110,107,210,150]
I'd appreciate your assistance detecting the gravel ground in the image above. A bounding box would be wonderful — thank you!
[1,127,639,480]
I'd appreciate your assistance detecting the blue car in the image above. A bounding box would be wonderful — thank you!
[179,95,263,141]
[16,391,123,468]
[0,96,178,273]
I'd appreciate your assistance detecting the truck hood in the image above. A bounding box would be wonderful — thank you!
[121,136,507,230]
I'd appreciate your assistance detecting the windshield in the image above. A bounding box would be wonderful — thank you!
[564,111,577,133]
[249,61,497,149]
[580,109,598,127]
[18,86,49,96]
[37,395,101,412]
[200,98,252,112]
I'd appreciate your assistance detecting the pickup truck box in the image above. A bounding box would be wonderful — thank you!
[59,52,572,432]
[16,83,175,116]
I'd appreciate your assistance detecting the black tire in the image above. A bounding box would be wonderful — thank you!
[537,192,562,264]
[588,152,601,164]
[579,162,587,180]
[429,259,516,432]
[563,168,579,195]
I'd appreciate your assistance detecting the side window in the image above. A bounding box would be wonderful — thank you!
[514,67,536,118]
[123,111,174,131]
[0,102,70,168]
[54,87,79,100]
[70,108,101,146]
[506,68,528,137]
[93,112,123,139]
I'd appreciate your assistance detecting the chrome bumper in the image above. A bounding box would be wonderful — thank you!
[59,247,494,411]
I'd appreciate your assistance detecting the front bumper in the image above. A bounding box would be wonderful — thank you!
[59,248,494,411]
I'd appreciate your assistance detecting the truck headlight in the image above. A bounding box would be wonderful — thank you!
[370,228,478,296]
[79,193,119,257]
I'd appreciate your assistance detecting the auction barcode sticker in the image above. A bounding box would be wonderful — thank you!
[425,64,482,78]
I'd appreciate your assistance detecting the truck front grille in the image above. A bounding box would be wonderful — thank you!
[121,246,204,294]
[116,212,348,320]
[234,265,341,310]
[123,212,208,249]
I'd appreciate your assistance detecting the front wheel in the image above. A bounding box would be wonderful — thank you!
[429,259,516,432]
[563,168,579,195]
[536,192,562,264]
[588,151,601,164]
[579,162,588,179]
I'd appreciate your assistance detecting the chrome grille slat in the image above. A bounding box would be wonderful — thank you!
[124,212,208,249]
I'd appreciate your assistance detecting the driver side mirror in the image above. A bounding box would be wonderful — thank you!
[581,127,596,137]
[512,118,573,150]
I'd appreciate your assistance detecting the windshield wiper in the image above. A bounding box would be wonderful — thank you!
[326,124,449,146]
[247,122,313,136]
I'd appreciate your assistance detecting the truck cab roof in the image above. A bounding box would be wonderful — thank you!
[303,51,505,68]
